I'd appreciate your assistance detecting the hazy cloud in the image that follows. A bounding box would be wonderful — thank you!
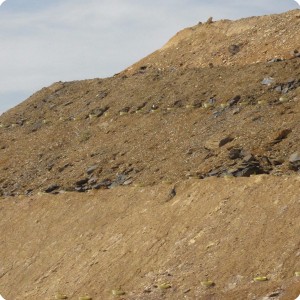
[0,0,298,113]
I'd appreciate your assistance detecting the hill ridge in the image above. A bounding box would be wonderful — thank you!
[0,9,300,196]
[0,9,300,300]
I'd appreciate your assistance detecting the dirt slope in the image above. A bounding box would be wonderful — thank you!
[0,9,300,300]
[127,9,300,72]
[0,10,299,196]
[1,176,300,300]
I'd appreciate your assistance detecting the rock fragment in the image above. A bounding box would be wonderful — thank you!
[268,58,283,63]
[74,178,89,192]
[75,178,89,186]
[289,152,300,170]
[228,95,241,106]
[204,135,234,150]
[291,49,300,57]
[261,77,275,86]
[86,165,98,175]
[219,136,234,147]
[228,148,242,160]
[44,184,60,193]
[228,44,240,55]
[267,290,282,297]
[88,106,108,118]
[268,129,291,146]
[92,179,112,189]
[167,187,176,201]
[206,17,213,24]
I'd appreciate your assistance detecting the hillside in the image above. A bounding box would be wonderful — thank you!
[1,177,300,300]
[0,9,300,300]
[0,10,300,196]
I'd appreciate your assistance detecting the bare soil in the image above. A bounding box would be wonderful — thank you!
[0,9,300,300]
[1,176,300,300]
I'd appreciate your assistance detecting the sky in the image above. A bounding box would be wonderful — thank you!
[0,0,299,114]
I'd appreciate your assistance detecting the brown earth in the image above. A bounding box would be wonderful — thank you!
[1,176,300,299]
[0,9,300,300]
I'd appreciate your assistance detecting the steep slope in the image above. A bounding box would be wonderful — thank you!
[127,9,300,72]
[1,177,300,300]
[0,10,300,196]
[0,9,300,300]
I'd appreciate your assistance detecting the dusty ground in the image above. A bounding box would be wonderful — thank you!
[1,176,300,299]
[0,9,300,300]
[0,11,300,196]
[0,45,300,196]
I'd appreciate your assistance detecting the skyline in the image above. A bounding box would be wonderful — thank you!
[0,0,299,114]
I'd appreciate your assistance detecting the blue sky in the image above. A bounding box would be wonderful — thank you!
[0,0,299,114]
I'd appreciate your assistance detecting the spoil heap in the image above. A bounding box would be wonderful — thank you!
[0,9,300,300]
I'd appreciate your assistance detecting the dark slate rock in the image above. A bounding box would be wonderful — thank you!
[64,101,73,106]
[234,166,266,177]
[75,178,89,186]
[173,100,184,108]
[167,187,176,201]
[282,86,290,94]
[208,97,216,105]
[88,177,98,185]
[228,95,241,106]
[25,189,34,196]
[88,106,109,118]
[267,290,282,297]
[140,65,147,70]
[44,184,60,193]
[75,186,88,192]
[92,179,112,189]
[212,110,223,118]
[243,154,256,163]
[268,58,283,63]
[289,152,300,163]
[290,49,300,57]
[115,174,128,184]
[58,163,71,173]
[228,44,240,55]
[86,165,98,175]
[274,79,300,94]
[151,104,159,110]
[207,169,223,177]
[269,129,291,145]
[219,136,234,147]
[97,91,108,99]
[119,107,130,113]
[228,148,242,160]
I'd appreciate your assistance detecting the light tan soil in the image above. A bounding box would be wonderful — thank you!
[1,176,300,299]
[0,9,300,300]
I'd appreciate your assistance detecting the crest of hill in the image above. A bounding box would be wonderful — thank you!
[1,10,300,300]
[0,10,299,196]
[126,9,300,72]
